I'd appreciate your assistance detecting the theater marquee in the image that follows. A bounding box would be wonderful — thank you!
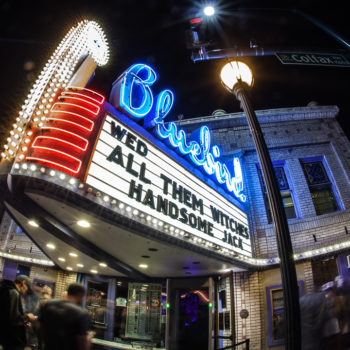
[1,20,252,261]
[86,114,251,256]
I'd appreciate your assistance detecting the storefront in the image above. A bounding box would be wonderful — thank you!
[0,20,253,350]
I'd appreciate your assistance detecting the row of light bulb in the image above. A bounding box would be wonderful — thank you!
[12,23,90,161]
[13,162,244,259]
[0,251,54,266]
[13,161,350,268]
[1,21,109,163]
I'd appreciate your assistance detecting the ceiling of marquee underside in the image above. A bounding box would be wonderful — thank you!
[5,203,125,277]
[16,191,246,278]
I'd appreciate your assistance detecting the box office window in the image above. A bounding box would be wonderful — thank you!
[257,164,297,224]
[301,160,339,215]
[114,281,165,348]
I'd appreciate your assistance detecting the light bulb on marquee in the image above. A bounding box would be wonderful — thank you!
[1,20,109,162]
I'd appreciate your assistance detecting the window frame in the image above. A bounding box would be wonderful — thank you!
[257,161,299,224]
[300,156,342,216]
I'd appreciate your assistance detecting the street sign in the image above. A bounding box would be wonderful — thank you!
[276,52,350,67]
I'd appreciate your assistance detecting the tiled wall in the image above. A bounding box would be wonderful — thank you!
[233,271,264,350]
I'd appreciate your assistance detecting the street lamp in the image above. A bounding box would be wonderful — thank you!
[220,61,301,350]
[203,5,215,17]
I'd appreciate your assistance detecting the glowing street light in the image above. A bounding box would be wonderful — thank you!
[220,61,253,90]
[220,61,301,350]
[203,5,215,17]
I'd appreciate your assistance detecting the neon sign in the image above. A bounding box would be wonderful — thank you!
[110,64,246,203]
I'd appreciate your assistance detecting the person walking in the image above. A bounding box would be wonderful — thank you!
[38,283,92,350]
[333,276,350,350]
[321,281,341,350]
[299,288,327,350]
[0,278,26,350]
[14,276,40,350]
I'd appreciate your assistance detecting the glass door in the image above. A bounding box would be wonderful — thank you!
[86,279,109,339]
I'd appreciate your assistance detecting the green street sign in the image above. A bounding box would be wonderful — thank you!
[276,52,350,67]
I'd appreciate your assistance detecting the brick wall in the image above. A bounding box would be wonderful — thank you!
[233,271,264,350]
[54,270,77,298]
[29,265,59,284]
[302,261,314,295]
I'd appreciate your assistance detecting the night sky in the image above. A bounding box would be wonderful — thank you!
[0,0,349,144]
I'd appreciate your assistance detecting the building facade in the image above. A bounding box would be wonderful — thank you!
[177,104,350,349]
[1,101,350,349]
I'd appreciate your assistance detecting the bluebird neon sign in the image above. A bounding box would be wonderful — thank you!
[110,63,246,203]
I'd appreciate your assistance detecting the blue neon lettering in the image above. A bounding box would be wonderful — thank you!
[110,63,246,203]
[119,64,156,118]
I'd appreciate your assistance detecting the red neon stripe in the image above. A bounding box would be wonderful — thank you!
[58,95,100,110]
[51,102,100,116]
[49,110,95,130]
[61,91,104,105]
[40,127,89,146]
[28,147,82,173]
[47,116,94,132]
[68,86,105,103]
[33,136,88,152]
[27,156,81,174]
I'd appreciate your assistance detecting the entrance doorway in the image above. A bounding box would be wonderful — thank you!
[176,288,209,350]
[166,277,214,350]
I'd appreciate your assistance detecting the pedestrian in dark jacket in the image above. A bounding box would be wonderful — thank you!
[38,283,92,350]
[15,275,40,350]
[0,278,26,350]
[300,289,327,350]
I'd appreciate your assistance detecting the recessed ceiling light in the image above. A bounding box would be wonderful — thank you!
[139,264,148,269]
[99,263,107,267]
[77,263,84,268]
[148,248,158,252]
[67,267,73,271]
[69,252,78,257]
[77,220,90,228]
[90,269,98,274]
[58,257,65,262]
[46,243,56,250]
[141,255,150,259]
[28,220,39,227]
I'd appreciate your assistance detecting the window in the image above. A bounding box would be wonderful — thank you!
[114,281,165,347]
[16,264,30,277]
[301,160,339,215]
[258,164,297,223]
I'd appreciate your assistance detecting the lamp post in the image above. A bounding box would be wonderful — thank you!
[220,61,300,350]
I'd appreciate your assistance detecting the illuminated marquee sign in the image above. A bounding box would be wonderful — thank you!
[3,17,251,258]
[86,114,251,256]
[110,64,246,203]
[86,63,251,256]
